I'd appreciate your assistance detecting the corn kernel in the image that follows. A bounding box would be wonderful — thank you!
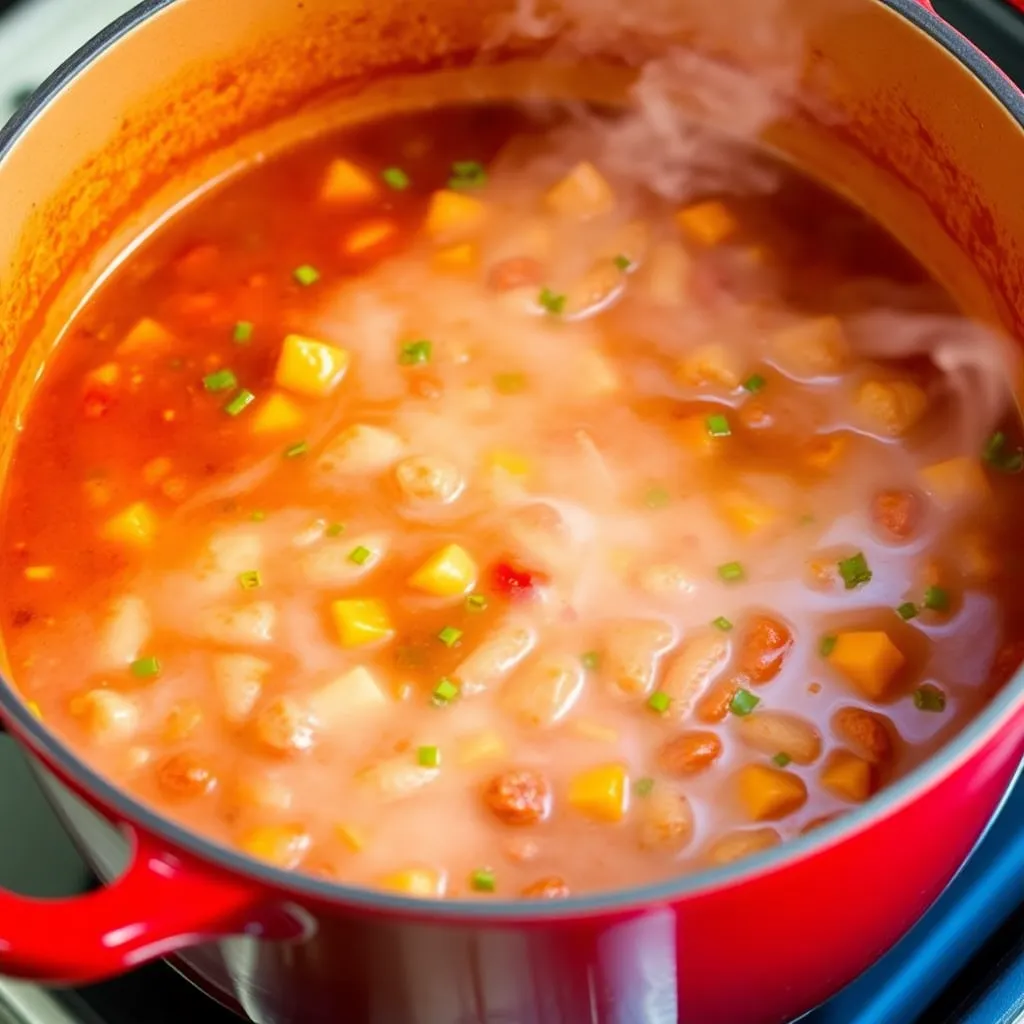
[408,544,478,598]
[239,824,311,869]
[335,823,368,853]
[251,392,306,435]
[486,450,532,478]
[321,158,378,203]
[379,867,446,897]
[568,763,628,822]
[424,191,487,240]
[275,334,350,398]
[102,502,158,546]
[330,599,395,648]
[23,566,55,581]
[433,243,477,271]
[675,200,737,246]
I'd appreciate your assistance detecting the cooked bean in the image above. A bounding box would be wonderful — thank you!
[737,614,792,684]
[520,876,570,899]
[735,711,821,765]
[483,769,552,826]
[502,654,585,728]
[638,789,694,851]
[395,455,464,505]
[660,630,731,717]
[855,379,928,437]
[455,626,536,697]
[871,489,922,543]
[602,619,675,698]
[155,752,218,800]
[831,707,895,765]
[487,256,545,292]
[706,828,781,866]
[657,730,724,776]
[253,696,316,755]
[695,678,740,723]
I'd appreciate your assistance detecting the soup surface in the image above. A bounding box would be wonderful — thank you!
[3,104,1023,899]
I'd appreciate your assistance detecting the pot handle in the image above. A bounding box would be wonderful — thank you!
[0,824,289,984]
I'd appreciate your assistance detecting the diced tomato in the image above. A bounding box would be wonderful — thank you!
[491,560,548,600]
[82,387,115,419]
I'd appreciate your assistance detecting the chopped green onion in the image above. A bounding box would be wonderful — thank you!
[771,751,792,768]
[923,585,950,612]
[581,651,601,671]
[381,166,410,190]
[233,321,254,344]
[437,625,463,648]
[705,413,731,438]
[712,616,733,631]
[538,287,567,316]
[417,745,441,767]
[326,522,345,537]
[897,601,919,621]
[913,684,947,712]
[983,431,1024,474]
[283,441,309,459]
[494,372,527,395]
[465,593,489,611]
[742,373,766,394]
[349,545,373,566]
[398,339,432,366]
[647,690,671,714]
[249,510,267,522]
[293,264,320,287]
[613,254,633,271]
[729,688,760,717]
[644,486,671,509]
[448,160,487,190]
[798,513,816,526]
[432,677,459,706]
[633,777,655,798]
[838,552,872,590]
[717,561,745,583]
[130,655,161,679]
[237,570,262,590]
[224,389,256,416]
[470,868,497,893]
[819,634,837,658]
[203,368,238,392]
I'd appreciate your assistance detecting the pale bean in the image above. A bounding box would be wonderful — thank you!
[395,455,464,505]
[831,706,896,766]
[316,424,404,478]
[502,654,585,728]
[638,789,694,851]
[660,630,731,717]
[455,626,536,697]
[735,711,822,765]
[253,696,316,755]
[211,654,268,725]
[602,619,675,698]
[705,828,781,866]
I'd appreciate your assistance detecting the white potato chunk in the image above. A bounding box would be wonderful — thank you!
[395,455,464,506]
[300,533,386,588]
[212,654,269,725]
[455,625,536,697]
[317,424,404,479]
[202,602,276,646]
[197,531,263,593]
[358,757,439,801]
[602,619,676,698]
[307,667,388,729]
[660,630,731,717]
[502,653,585,728]
[98,595,151,668]
[645,241,692,307]
[72,689,140,743]
[507,502,584,576]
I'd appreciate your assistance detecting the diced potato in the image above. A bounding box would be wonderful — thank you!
[344,219,397,254]
[212,653,268,725]
[457,730,508,765]
[335,823,368,852]
[676,343,743,389]
[274,334,350,398]
[803,434,848,471]
[715,488,780,537]
[395,455,464,505]
[919,457,991,508]
[705,827,781,866]
[320,158,378,203]
[485,450,533,478]
[661,630,731,717]
[736,764,808,821]
[638,789,694,850]
[301,534,384,588]
[118,317,175,354]
[455,626,535,697]
[70,689,140,742]
[239,824,311,869]
[855,379,928,438]
[307,666,388,727]
[198,530,263,590]
[318,424,405,477]
[831,706,896,766]
[645,241,692,306]
[424,190,487,240]
[544,161,615,220]
[330,598,395,648]
[567,763,628,822]
[202,602,276,646]
[433,242,478,271]
[675,200,737,246]
[735,711,821,765]
[828,631,905,700]
[575,349,620,397]
[503,654,585,728]
[408,543,478,598]
[676,415,719,459]
[602,619,675,698]
[251,392,306,435]
[359,757,439,801]
[771,316,847,379]
[252,696,316,754]
[821,749,874,802]
[99,595,151,667]
[23,565,53,582]
[379,867,446,897]
[102,502,158,546]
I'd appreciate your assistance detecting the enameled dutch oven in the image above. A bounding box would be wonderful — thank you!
[0,1,1022,1022]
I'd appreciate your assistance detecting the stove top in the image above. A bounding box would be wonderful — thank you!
[0,0,1022,1021]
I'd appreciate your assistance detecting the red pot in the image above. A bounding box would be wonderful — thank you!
[0,1,1022,1022]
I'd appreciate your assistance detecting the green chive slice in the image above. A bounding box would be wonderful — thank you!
[224,389,256,416]
[284,441,309,459]
[448,161,488,190]
[470,868,497,892]
[465,593,488,611]
[712,616,733,631]
[417,745,441,767]
[923,585,950,612]
[913,684,947,712]
[203,369,238,392]
[897,602,919,621]
[647,690,671,714]
[349,545,373,566]
[743,373,766,394]
[293,264,320,286]
[717,561,745,583]
[538,287,566,315]
[326,522,346,537]
[772,752,792,768]
[130,655,161,679]
[581,651,601,671]
[381,167,410,190]
[399,339,432,366]
[613,254,633,271]
[437,626,463,648]
[249,510,267,522]
[237,570,262,590]
[729,688,760,716]
[983,431,1024,474]
[705,413,731,438]
[633,777,655,797]
[838,552,872,590]
[233,321,254,344]
[644,486,671,509]
[432,677,459,706]
[819,635,837,657]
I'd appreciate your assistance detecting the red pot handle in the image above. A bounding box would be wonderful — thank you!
[0,824,287,984]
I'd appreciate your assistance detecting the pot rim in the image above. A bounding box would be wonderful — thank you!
[1,0,1023,923]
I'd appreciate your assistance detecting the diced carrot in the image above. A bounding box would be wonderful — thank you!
[827,631,905,700]
[567,763,628,822]
[239,824,311,869]
[675,200,737,246]
[321,158,378,203]
[433,243,478,272]
[424,191,487,241]
[544,162,615,220]
[379,867,446,897]
[715,489,780,536]
[118,317,175,354]
[344,219,397,254]
[102,502,158,547]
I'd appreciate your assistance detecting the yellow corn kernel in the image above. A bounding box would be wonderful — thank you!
[828,631,906,700]
[239,824,311,870]
[251,392,306,435]
[118,317,175,354]
[715,489,779,536]
[821,750,874,803]
[570,720,619,744]
[408,543,478,598]
[919,457,991,507]
[90,362,120,386]
[486,450,532,478]
[344,219,397,254]
[433,242,478,271]
[424,190,487,240]
[771,316,848,378]
[330,599,395,648]
[737,764,808,822]
[675,200,737,246]
[321,158,378,202]
[335,823,368,853]
[457,730,508,765]
[274,334,350,398]
[676,415,719,459]
[23,566,55,581]
[26,701,42,720]
[568,763,628,822]
[545,161,615,220]
[379,867,446,897]
[803,434,848,471]
[102,502,158,547]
